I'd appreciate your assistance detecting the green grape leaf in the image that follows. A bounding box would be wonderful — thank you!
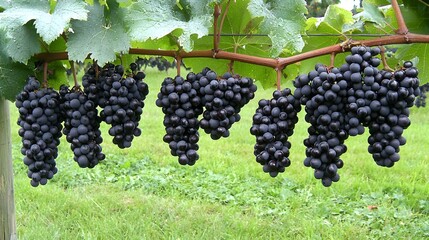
[0,4,47,30]
[34,0,88,44]
[0,0,88,44]
[131,36,179,51]
[321,4,354,33]
[305,19,344,49]
[381,2,429,34]
[47,36,67,52]
[296,5,356,77]
[302,7,352,53]
[0,30,33,101]
[223,0,257,34]
[353,1,386,27]
[247,0,307,57]
[400,6,429,34]
[218,0,273,56]
[67,2,130,65]
[394,44,429,84]
[0,0,11,9]
[5,23,41,63]
[125,0,213,52]
[365,0,394,6]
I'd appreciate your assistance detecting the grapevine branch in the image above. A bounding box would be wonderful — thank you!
[391,0,408,34]
[35,33,429,69]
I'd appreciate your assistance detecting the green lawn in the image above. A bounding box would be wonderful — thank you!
[10,69,429,239]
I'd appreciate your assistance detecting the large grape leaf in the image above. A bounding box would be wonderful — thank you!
[67,1,130,65]
[5,23,41,63]
[320,4,354,33]
[34,0,88,44]
[0,30,33,101]
[0,4,47,30]
[0,0,11,9]
[353,1,386,27]
[247,0,307,57]
[47,37,67,52]
[400,5,429,34]
[0,0,88,44]
[125,0,214,52]
[220,0,262,36]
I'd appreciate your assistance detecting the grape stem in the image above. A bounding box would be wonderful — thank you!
[69,61,79,88]
[176,56,182,76]
[275,67,281,90]
[380,46,394,72]
[329,52,336,70]
[391,0,408,35]
[42,62,48,88]
[228,43,238,73]
[228,60,234,73]
[93,60,99,79]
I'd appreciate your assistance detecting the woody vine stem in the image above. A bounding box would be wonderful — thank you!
[35,0,427,76]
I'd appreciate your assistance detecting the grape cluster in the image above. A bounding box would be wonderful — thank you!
[367,62,420,167]
[97,64,149,148]
[415,83,429,107]
[292,46,420,186]
[156,75,203,165]
[60,86,105,168]
[250,89,300,177]
[197,68,257,139]
[15,77,62,187]
[294,66,349,186]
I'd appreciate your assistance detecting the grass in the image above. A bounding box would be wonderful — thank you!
[9,69,429,239]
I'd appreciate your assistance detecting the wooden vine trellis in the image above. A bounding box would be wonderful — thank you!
[1,0,429,239]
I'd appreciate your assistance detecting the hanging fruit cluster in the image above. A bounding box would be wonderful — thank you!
[15,46,420,187]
